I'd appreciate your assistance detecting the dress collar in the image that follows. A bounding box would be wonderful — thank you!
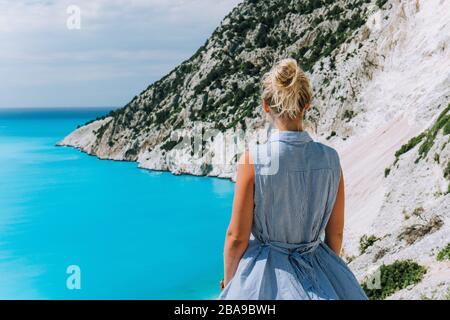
[268,130,313,143]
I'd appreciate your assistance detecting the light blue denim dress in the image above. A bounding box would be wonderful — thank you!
[219,130,367,300]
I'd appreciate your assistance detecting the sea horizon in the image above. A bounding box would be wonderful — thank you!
[0,106,120,112]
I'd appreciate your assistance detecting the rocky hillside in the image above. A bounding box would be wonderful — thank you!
[60,0,450,299]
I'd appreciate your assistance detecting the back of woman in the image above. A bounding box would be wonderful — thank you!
[252,131,340,245]
[219,58,367,300]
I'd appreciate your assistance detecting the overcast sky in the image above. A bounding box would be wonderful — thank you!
[0,0,242,108]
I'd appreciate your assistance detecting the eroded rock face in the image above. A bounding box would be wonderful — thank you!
[59,0,450,299]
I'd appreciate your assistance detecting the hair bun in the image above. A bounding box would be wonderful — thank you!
[261,58,313,119]
[273,58,299,89]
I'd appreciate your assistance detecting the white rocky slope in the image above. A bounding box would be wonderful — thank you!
[60,0,450,299]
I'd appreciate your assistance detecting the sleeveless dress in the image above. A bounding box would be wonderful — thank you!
[219,130,367,300]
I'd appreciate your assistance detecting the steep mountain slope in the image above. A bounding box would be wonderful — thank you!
[61,0,377,177]
[60,0,450,299]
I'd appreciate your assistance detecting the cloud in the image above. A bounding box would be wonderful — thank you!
[0,0,242,32]
[0,0,243,107]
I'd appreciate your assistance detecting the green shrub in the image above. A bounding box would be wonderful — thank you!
[437,243,450,261]
[312,15,323,26]
[349,12,365,30]
[326,131,336,140]
[444,161,450,179]
[255,24,269,48]
[392,103,450,164]
[418,104,450,159]
[362,260,427,300]
[342,110,355,122]
[359,235,380,254]
[94,123,109,140]
[154,109,171,124]
[376,0,388,9]
[384,167,391,177]
[200,163,213,175]
[444,118,450,135]
[160,136,183,152]
[239,61,258,75]
[434,153,440,163]
[297,0,326,15]
[327,5,343,19]
[82,115,109,128]
[394,133,425,159]
[194,66,223,94]
[124,141,140,159]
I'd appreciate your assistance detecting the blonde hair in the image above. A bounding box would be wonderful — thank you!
[261,58,313,119]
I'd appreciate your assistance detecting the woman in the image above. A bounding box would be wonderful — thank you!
[219,58,367,300]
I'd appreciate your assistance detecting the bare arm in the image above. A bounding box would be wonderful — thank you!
[223,151,254,287]
[325,169,345,256]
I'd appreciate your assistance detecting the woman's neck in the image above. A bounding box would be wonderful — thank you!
[273,116,304,132]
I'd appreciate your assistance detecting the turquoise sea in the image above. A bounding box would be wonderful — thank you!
[0,108,234,299]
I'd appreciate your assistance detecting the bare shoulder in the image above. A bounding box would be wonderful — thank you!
[237,150,255,179]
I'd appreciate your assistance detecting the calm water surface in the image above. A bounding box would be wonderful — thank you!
[0,108,234,299]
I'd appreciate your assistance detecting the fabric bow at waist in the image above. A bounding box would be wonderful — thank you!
[259,238,321,255]
[257,237,323,298]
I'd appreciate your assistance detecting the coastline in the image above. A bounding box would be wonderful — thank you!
[56,143,237,182]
